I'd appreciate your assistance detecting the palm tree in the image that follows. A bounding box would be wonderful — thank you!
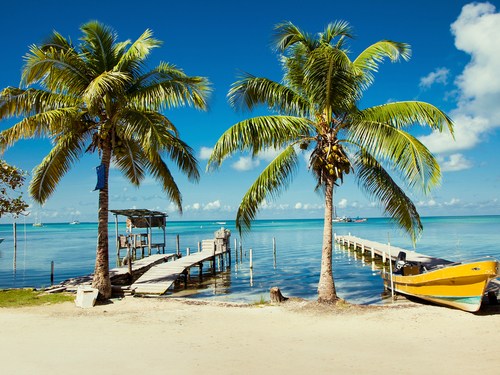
[207,21,453,302]
[0,21,212,298]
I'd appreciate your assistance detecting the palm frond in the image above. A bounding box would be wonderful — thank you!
[357,101,454,134]
[228,72,308,115]
[21,45,90,95]
[39,31,75,53]
[319,21,355,45]
[0,87,82,119]
[272,21,318,54]
[349,119,442,194]
[145,155,183,213]
[79,21,119,73]
[352,40,411,88]
[304,45,362,115]
[353,150,422,244]
[129,62,212,111]
[119,108,178,155]
[29,132,87,204]
[161,133,200,183]
[236,145,299,235]
[115,29,161,77]
[207,115,313,171]
[112,138,147,186]
[0,107,82,152]
[83,71,130,113]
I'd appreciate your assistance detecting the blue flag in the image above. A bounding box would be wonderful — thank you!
[93,165,106,191]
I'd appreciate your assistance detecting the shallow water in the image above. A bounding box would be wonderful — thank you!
[0,216,499,304]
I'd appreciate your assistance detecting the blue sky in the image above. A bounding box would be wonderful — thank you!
[1,0,499,224]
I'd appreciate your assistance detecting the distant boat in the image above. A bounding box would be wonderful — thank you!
[216,222,226,225]
[70,220,80,225]
[354,218,367,223]
[33,213,43,227]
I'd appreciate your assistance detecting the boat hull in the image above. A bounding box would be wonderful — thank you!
[382,260,500,312]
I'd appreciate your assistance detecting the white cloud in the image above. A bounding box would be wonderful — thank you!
[438,153,474,172]
[230,148,284,172]
[185,203,201,211]
[294,202,323,210]
[203,200,221,211]
[419,67,450,89]
[419,3,500,155]
[260,200,275,210]
[230,156,260,172]
[199,147,213,160]
[257,148,282,162]
[417,199,438,207]
[445,198,462,206]
[165,202,177,213]
[338,199,348,208]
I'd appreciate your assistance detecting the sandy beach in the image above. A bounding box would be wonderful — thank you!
[1,296,499,374]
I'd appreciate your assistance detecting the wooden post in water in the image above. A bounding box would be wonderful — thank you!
[239,241,242,263]
[198,241,201,252]
[51,261,54,286]
[361,244,365,254]
[273,238,276,268]
[249,248,253,269]
[176,234,180,256]
[212,246,216,275]
[13,223,17,270]
[187,247,190,256]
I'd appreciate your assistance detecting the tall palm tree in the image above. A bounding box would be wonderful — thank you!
[0,21,212,298]
[208,21,453,302]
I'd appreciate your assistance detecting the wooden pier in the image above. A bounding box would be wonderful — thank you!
[54,228,233,296]
[131,243,230,295]
[334,234,453,269]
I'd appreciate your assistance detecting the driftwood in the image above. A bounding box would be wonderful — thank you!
[270,287,289,303]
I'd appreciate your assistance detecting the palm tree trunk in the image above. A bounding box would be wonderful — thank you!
[91,142,112,299]
[317,175,337,302]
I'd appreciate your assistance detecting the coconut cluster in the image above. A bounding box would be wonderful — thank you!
[314,143,351,183]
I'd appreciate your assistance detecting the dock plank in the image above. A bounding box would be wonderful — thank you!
[132,248,228,295]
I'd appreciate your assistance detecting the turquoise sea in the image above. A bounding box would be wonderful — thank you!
[0,215,499,304]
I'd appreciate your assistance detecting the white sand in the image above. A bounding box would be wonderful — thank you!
[1,297,499,374]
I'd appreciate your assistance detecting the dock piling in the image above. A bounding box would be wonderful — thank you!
[176,234,180,256]
[249,248,253,269]
[51,261,54,286]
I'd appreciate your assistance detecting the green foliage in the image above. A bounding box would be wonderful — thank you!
[0,160,29,218]
[208,21,454,243]
[0,21,212,210]
[0,289,74,308]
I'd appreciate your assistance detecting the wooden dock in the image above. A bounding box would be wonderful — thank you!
[59,253,179,291]
[334,234,453,269]
[131,244,230,295]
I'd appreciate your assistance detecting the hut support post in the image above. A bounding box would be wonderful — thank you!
[115,215,119,257]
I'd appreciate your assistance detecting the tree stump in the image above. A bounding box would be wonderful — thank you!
[270,287,288,303]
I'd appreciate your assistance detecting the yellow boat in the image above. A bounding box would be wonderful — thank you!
[382,254,500,312]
